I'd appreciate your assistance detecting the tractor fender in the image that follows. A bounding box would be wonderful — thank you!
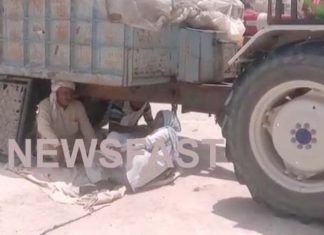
[228,25,324,65]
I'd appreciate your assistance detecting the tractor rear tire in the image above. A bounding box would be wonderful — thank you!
[222,53,324,221]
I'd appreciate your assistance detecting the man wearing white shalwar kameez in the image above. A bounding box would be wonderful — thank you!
[125,110,181,191]
[86,110,181,192]
[37,80,95,166]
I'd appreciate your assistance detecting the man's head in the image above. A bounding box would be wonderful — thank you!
[51,80,76,108]
[56,86,74,108]
[130,101,146,111]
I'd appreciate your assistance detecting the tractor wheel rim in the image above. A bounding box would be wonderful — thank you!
[249,80,324,193]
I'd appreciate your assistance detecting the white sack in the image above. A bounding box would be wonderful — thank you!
[106,0,245,43]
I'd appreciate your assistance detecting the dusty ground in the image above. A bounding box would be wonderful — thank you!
[1,104,324,235]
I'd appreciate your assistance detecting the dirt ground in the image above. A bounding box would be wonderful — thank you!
[1,104,323,235]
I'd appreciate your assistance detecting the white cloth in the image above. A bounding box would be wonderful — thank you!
[49,80,76,120]
[161,110,181,132]
[85,131,129,184]
[127,127,177,191]
[8,165,126,209]
[121,110,181,191]
[160,110,181,159]
[105,131,131,150]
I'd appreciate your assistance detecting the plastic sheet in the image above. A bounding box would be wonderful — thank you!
[106,0,245,43]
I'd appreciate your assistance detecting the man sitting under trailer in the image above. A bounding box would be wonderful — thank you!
[99,100,154,135]
[36,80,96,166]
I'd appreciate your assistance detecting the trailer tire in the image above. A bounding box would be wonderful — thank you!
[222,53,324,221]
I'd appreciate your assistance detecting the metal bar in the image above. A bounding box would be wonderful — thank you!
[44,0,50,68]
[70,0,74,72]
[91,0,95,73]
[0,0,3,64]
[23,0,29,66]
[268,0,273,22]
[291,0,298,20]
[269,0,324,24]
[0,64,124,86]
[77,83,232,114]
[77,83,177,103]
[275,0,282,20]
[268,19,324,24]
[179,83,231,114]
[127,28,134,86]
[17,79,33,149]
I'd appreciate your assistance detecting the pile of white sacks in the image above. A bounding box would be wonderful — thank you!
[106,0,246,43]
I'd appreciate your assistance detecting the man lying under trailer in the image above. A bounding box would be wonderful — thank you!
[85,110,182,193]
[98,100,154,135]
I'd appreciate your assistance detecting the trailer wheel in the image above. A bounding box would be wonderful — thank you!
[223,53,324,221]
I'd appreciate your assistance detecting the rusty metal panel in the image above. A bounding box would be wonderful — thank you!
[96,21,125,45]
[132,29,176,48]
[200,32,215,81]
[29,0,46,17]
[221,41,239,79]
[178,29,229,83]
[3,0,24,19]
[92,20,126,77]
[132,49,175,78]
[93,47,125,75]
[73,22,92,44]
[94,0,108,19]
[45,0,69,67]
[72,45,92,72]
[0,0,233,87]
[73,0,93,20]
[49,20,70,43]
[49,44,70,69]
[2,19,24,41]
[0,0,178,86]
[28,43,45,67]
[126,27,178,85]
[48,18,70,69]
[28,20,45,42]
[2,42,24,65]
[49,0,71,19]
[178,29,200,83]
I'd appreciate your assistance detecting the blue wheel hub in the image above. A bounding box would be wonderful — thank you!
[295,128,312,145]
[290,123,317,150]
